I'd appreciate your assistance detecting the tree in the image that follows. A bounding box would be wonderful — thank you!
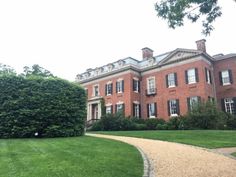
[22,64,54,78]
[155,0,235,36]
[0,63,16,75]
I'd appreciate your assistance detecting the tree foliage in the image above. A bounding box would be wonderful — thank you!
[22,64,54,78]
[0,75,86,138]
[0,63,16,75]
[155,0,232,35]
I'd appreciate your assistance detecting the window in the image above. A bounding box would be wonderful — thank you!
[166,73,177,87]
[168,99,179,116]
[205,68,212,84]
[106,105,113,114]
[224,98,235,114]
[116,103,124,113]
[186,68,198,84]
[116,80,124,93]
[133,103,140,118]
[220,70,233,86]
[93,85,99,96]
[105,83,113,95]
[187,96,200,111]
[147,77,156,95]
[133,79,140,92]
[147,103,157,118]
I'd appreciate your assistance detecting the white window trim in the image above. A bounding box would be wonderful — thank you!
[169,100,178,117]
[206,69,211,84]
[168,73,176,88]
[148,103,156,118]
[222,70,231,86]
[133,78,139,93]
[117,80,123,94]
[106,82,112,96]
[147,76,156,94]
[93,84,99,97]
[224,98,235,114]
[187,68,196,84]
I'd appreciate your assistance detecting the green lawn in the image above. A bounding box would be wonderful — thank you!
[0,136,143,177]
[91,130,236,149]
[232,152,236,157]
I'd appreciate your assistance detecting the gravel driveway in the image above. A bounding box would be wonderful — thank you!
[87,133,236,177]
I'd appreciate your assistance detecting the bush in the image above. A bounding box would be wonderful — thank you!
[186,101,227,129]
[145,118,166,130]
[225,113,236,129]
[0,75,86,138]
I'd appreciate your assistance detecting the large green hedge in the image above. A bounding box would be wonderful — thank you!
[0,75,86,138]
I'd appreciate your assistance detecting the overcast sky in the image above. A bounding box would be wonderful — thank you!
[0,0,235,81]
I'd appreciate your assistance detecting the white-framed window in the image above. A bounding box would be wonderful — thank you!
[106,83,113,95]
[188,96,199,111]
[147,103,156,118]
[116,103,124,113]
[133,103,140,118]
[106,105,112,114]
[167,73,176,87]
[147,77,156,94]
[187,68,197,84]
[168,99,179,116]
[221,70,231,85]
[206,69,211,84]
[93,84,99,96]
[116,80,124,93]
[224,98,235,114]
[133,78,140,92]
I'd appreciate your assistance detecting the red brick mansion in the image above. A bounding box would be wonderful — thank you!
[76,39,236,122]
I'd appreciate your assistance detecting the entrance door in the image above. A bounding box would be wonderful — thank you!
[92,104,98,119]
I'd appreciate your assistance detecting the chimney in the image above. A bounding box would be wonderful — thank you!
[142,47,153,60]
[196,39,206,52]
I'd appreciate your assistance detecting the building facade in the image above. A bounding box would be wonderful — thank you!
[76,39,236,123]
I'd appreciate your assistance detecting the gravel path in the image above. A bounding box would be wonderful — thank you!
[87,133,236,177]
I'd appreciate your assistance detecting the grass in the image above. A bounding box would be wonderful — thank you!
[232,152,236,157]
[90,130,236,149]
[0,136,143,177]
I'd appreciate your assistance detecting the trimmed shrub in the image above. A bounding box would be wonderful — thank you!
[186,101,227,129]
[145,118,166,130]
[0,75,86,138]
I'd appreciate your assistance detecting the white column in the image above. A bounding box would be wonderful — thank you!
[87,103,91,121]
[98,102,101,119]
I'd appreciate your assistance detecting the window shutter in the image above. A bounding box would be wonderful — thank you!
[147,104,150,118]
[229,69,233,84]
[185,70,188,84]
[187,97,190,111]
[122,80,124,92]
[115,104,117,113]
[195,68,199,82]
[166,74,169,88]
[176,99,180,115]
[233,98,236,115]
[154,103,157,117]
[174,73,178,86]
[105,84,107,95]
[116,82,118,93]
[205,68,208,83]
[139,104,141,118]
[221,98,225,112]
[167,101,170,116]
[111,83,113,94]
[209,70,212,84]
[133,103,135,117]
[138,80,140,92]
[219,72,223,85]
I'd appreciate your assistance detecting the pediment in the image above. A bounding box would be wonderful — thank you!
[159,49,201,65]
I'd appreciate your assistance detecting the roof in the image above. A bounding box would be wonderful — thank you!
[213,53,236,61]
